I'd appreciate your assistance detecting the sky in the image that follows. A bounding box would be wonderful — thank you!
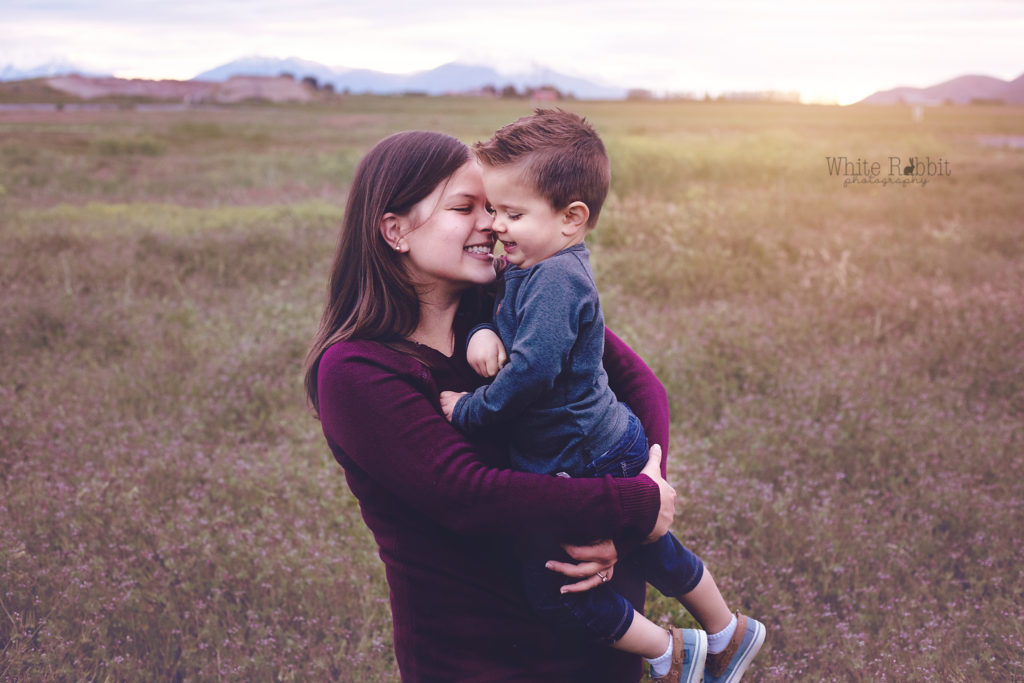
[2,0,1022,104]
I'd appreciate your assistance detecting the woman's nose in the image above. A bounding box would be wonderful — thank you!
[476,208,495,231]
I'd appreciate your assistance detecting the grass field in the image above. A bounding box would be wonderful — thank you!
[1,96,1022,681]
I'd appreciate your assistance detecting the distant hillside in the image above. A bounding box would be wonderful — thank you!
[859,72,1024,104]
[41,74,315,103]
[0,78,78,104]
[194,56,627,99]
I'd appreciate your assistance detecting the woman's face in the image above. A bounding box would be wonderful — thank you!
[400,161,496,294]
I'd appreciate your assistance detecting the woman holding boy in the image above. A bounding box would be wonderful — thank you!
[305,119,762,681]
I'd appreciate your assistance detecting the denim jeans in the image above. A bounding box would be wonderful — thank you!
[520,406,705,645]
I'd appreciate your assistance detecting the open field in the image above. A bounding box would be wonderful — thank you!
[1,97,1022,681]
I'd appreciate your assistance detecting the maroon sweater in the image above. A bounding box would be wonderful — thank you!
[317,329,669,682]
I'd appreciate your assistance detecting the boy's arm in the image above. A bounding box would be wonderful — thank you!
[451,266,594,433]
[467,322,498,340]
[440,389,465,421]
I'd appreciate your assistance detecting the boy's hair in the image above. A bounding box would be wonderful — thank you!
[473,108,610,228]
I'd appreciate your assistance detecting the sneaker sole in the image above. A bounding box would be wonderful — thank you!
[719,620,765,683]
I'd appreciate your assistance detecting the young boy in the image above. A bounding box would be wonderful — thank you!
[439,109,765,682]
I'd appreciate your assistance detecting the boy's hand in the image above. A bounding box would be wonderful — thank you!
[467,329,507,377]
[439,391,467,422]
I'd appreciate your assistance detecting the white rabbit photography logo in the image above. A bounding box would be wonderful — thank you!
[825,155,952,188]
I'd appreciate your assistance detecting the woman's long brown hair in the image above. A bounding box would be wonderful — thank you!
[303,131,471,416]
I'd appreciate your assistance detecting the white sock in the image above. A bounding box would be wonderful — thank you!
[647,634,674,679]
[707,613,737,655]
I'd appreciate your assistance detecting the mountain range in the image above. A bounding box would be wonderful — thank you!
[857,73,1024,105]
[192,56,627,99]
[2,56,1023,104]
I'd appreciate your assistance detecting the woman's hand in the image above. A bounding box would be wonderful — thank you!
[639,443,676,543]
[545,443,675,592]
[545,539,618,594]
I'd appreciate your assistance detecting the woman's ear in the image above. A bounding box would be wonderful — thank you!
[380,213,407,252]
[561,201,590,237]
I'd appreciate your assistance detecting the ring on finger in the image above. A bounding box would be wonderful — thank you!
[597,571,608,582]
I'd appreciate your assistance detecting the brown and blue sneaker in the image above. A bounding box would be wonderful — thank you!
[703,613,765,683]
[657,626,707,683]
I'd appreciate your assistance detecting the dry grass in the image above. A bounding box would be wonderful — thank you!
[1,98,1022,681]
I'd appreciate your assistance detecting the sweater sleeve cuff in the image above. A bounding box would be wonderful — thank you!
[614,475,660,540]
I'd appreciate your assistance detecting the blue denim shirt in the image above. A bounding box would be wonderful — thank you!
[451,244,628,475]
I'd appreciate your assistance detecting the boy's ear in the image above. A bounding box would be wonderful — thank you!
[379,213,407,252]
[561,201,590,236]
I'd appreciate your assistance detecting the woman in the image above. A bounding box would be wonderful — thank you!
[303,130,677,681]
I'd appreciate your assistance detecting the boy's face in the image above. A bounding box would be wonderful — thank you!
[481,164,581,269]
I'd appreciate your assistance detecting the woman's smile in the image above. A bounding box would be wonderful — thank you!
[463,242,494,259]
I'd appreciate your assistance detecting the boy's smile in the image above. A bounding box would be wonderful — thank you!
[481,164,586,269]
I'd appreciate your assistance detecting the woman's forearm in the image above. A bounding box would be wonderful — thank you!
[318,344,660,541]
[603,328,670,478]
